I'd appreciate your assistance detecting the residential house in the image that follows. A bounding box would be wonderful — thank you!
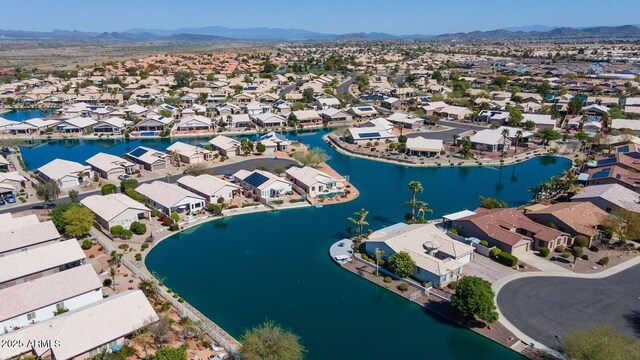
[55,117,97,134]
[257,132,289,155]
[285,166,343,198]
[525,202,608,246]
[135,115,173,133]
[364,223,474,288]
[0,220,60,256]
[611,118,640,135]
[0,290,158,360]
[314,97,341,110]
[0,171,27,195]
[37,159,92,189]
[451,207,569,255]
[0,265,102,333]
[437,105,472,121]
[246,101,270,116]
[348,106,379,119]
[136,181,205,215]
[166,142,214,164]
[126,146,169,171]
[387,112,423,129]
[0,240,85,290]
[233,169,293,199]
[571,183,640,214]
[346,126,397,144]
[7,118,59,135]
[175,115,212,132]
[469,129,506,152]
[93,117,130,134]
[292,110,321,125]
[226,114,252,128]
[523,113,556,129]
[477,110,509,126]
[318,108,353,123]
[252,112,287,128]
[405,137,444,156]
[177,174,241,203]
[208,135,240,157]
[86,152,137,180]
[81,193,150,231]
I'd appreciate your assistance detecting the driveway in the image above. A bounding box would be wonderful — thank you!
[497,263,640,349]
[0,158,298,214]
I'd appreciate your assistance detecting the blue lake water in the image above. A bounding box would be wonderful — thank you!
[18,129,570,359]
[1,108,56,121]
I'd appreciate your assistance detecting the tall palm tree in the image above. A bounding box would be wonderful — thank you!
[109,267,117,292]
[375,248,384,276]
[404,181,423,219]
[416,201,433,222]
[514,130,523,154]
[347,208,369,239]
[501,128,510,156]
[452,133,459,145]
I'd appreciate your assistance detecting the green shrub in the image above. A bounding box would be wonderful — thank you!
[597,257,609,266]
[271,199,284,205]
[573,236,589,248]
[383,276,392,283]
[124,187,146,203]
[170,213,180,222]
[489,248,502,257]
[135,253,142,261]
[81,239,93,250]
[448,281,458,290]
[449,228,458,235]
[120,178,139,192]
[539,247,550,257]
[103,278,112,287]
[110,225,125,236]
[561,251,570,258]
[207,203,223,215]
[141,243,149,250]
[101,184,118,195]
[169,223,179,231]
[496,252,518,267]
[479,240,489,247]
[397,283,409,292]
[130,221,146,235]
[150,208,158,217]
[589,245,599,252]
[555,245,566,252]
[581,254,589,260]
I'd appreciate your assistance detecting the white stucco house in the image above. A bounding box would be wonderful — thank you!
[177,174,241,204]
[233,169,293,199]
[81,193,150,230]
[86,152,137,180]
[285,166,343,198]
[136,181,205,215]
[37,159,93,189]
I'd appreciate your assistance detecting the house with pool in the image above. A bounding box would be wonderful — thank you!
[136,181,205,215]
[285,166,344,199]
[233,169,293,200]
[364,223,474,288]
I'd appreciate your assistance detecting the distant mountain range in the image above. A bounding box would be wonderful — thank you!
[0,24,639,42]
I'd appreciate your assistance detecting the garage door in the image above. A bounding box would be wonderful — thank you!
[511,243,529,257]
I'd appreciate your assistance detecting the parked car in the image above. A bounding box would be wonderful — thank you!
[223,173,235,181]
[118,174,131,181]
[4,194,16,204]
[1,147,9,153]
[0,197,5,205]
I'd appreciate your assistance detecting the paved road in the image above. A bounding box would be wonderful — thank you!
[278,84,296,97]
[497,264,640,349]
[0,158,298,214]
[405,120,488,141]
[336,76,355,95]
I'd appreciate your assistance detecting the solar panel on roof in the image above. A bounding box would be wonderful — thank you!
[616,174,622,179]
[597,157,617,166]
[358,107,374,111]
[591,168,611,179]
[244,172,269,187]
[129,147,148,158]
[358,132,381,138]
[617,145,630,153]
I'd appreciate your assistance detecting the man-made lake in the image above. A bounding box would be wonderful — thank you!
[18,129,569,358]
[1,108,56,121]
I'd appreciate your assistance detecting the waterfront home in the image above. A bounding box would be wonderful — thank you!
[583,165,640,191]
[0,117,18,131]
[497,126,535,146]
[565,115,602,136]
[0,171,27,195]
[0,240,85,290]
[126,146,169,171]
[93,117,130,134]
[208,135,241,157]
[525,202,608,246]
[55,117,98,134]
[177,174,241,203]
[387,112,423,129]
[469,129,505,152]
[226,114,253,128]
[175,115,213,132]
[571,183,640,214]
[318,108,353,123]
[522,113,556,129]
[364,223,474,288]
[292,110,322,125]
[346,126,397,144]
[610,118,640,135]
[166,142,214,164]
[451,207,569,255]
[6,118,59,135]
[361,117,394,131]
[86,152,137,180]
[0,265,102,333]
[285,166,343,198]
[405,137,444,157]
[135,115,173,133]
[136,181,205,215]
[233,169,293,199]
[252,112,287,128]
[348,106,379,119]
[81,193,150,231]
[0,290,158,360]
[37,158,92,189]
[0,220,60,256]
[258,132,289,154]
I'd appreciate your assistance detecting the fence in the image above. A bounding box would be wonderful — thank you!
[92,231,241,356]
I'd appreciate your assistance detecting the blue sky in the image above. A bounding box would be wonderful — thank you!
[4,0,640,35]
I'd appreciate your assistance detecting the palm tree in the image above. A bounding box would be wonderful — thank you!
[109,267,117,291]
[452,133,459,145]
[501,128,510,156]
[375,248,384,276]
[514,130,523,154]
[404,181,423,219]
[347,208,369,239]
[416,201,433,222]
